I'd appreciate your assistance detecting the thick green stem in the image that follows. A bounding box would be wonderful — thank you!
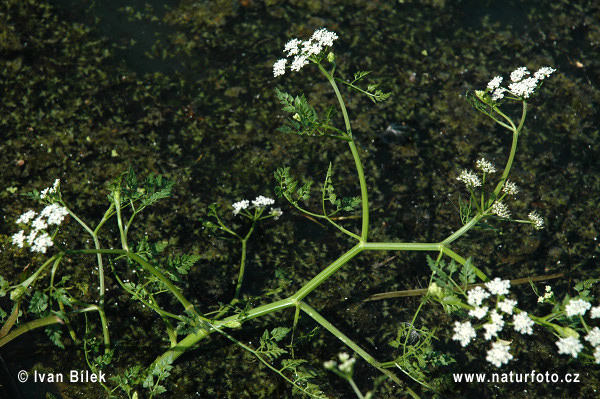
[155,297,295,364]
[291,243,363,301]
[0,315,64,347]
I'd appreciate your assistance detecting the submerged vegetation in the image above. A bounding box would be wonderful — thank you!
[1,0,600,398]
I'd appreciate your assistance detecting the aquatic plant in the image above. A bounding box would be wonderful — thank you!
[3,26,597,399]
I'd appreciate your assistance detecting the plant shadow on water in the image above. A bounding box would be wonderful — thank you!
[1,0,600,398]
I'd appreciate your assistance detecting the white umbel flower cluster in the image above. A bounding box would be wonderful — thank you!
[252,195,275,207]
[232,196,281,218]
[490,201,511,218]
[11,198,69,254]
[556,336,583,358]
[483,66,555,101]
[453,278,537,367]
[485,277,511,296]
[452,321,476,347]
[502,181,519,195]
[273,28,338,77]
[476,158,496,174]
[564,298,592,317]
[487,67,556,101]
[457,169,482,188]
[232,200,250,215]
[486,341,513,367]
[528,211,544,230]
[512,312,534,335]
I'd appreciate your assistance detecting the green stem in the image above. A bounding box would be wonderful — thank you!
[291,243,363,301]
[299,302,420,399]
[155,297,295,364]
[71,248,205,320]
[0,315,64,347]
[347,377,365,399]
[492,101,527,199]
[441,213,484,246]
[318,63,369,242]
[234,235,250,301]
[63,201,111,351]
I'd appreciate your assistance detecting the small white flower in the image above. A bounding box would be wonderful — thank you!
[31,216,48,231]
[485,277,511,296]
[323,360,336,370]
[312,28,338,47]
[564,298,591,317]
[491,87,506,101]
[483,310,505,340]
[468,306,489,319]
[290,54,309,72]
[486,341,513,367]
[302,40,323,57]
[487,76,503,91]
[510,67,530,82]
[273,58,287,77]
[556,336,583,358]
[40,179,60,200]
[508,77,539,98]
[502,181,519,195]
[11,230,26,248]
[457,169,482,188]
[338,352,350,362]
[252,195,275,208]
[41,203,69,225]
[31,231,53,253]
[467,286,490,307]
[283,38,302,56]
[232,199,250,215]
[452,321,476,347]
[16,210,37,224]
[513,312,534,335]
[338,357,355,374]
[533,66,556,80]
[528,211,544,230]
[595,347,600,364]
[498,299,517,315]
[591,306,600,319]
[585,327,600,347]
[26,230,38,245]
[270,207,283,220]
[476,158,496,174]
[490,201,511,218]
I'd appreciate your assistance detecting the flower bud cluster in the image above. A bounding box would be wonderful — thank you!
[323,352,356,376]
[456,158,544,228]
